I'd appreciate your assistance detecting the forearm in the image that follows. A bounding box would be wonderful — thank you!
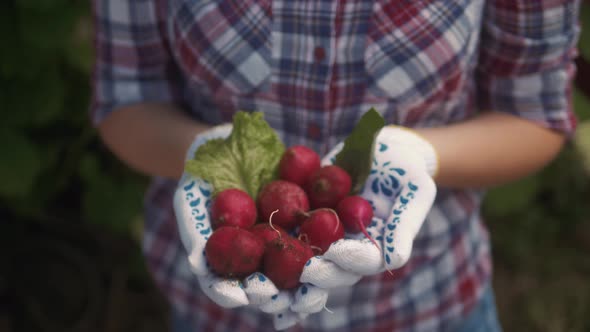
[97,103,211,179]
[415,112,566,188]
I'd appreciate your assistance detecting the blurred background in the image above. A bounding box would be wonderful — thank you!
[0,1,589,331]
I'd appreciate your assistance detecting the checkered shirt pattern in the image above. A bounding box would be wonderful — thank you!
[91,0,580,331]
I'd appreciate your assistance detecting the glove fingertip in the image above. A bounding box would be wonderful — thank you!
[198,276,249,308]
[324,240,384,275]
[300,257,363,288]
[259,291,292,313]
[206,287,249,308]
[290,284,328,314]
[383,242,412,270]
[273,311,299,331]
[243,273,279,305]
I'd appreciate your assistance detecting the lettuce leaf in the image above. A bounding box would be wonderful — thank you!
[185,112,285,198]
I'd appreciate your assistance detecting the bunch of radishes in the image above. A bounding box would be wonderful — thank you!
[205,146,375,290]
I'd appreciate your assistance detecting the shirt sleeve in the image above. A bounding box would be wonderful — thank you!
[90,0,184,126]
[476,0,581,136]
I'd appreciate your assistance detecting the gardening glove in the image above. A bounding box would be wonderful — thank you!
[173,124,329,330]
[300,126,438,286]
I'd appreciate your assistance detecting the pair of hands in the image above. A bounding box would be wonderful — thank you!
[173,123,438,330]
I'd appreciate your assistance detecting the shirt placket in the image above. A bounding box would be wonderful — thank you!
[271,0,338,147]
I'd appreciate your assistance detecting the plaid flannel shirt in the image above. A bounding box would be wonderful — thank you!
[91,0,579,331]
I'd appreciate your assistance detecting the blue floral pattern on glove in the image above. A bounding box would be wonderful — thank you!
[183,180,213,241]
[369,158,406,197]
[383,181,419,265]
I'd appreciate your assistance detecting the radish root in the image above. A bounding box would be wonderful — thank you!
[310,245,323,255]
[310,208,342,236]
[362,225,380,250]
[268,209,282,239]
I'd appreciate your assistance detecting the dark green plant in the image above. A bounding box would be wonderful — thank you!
[0,1,147,234]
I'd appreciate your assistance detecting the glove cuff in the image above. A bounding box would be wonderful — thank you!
[184,123,233,161]
[382,126,439,177]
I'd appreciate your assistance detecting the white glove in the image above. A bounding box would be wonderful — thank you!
[173,124,330,330]
[302,126,438,285]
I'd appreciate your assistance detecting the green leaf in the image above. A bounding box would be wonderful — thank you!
[79,153,101,184]
[64,20,93,74]
[16,0,69,11]
[574,88,590,122]
[0,64,65,128]
[0,81,31,127]
[0,130,42,197]
[185,112,285,198]
[83,175,145,234]
[578,2,590,61]
[18,3,78,53]
[574,120,590,174]
[33,65,66,126]
[483,175,541,218]
[0,3,29,79]
[0,42,45,81]
[334,108,386,194]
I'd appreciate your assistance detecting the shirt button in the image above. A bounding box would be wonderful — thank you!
[307,123,322,140]
[313,46,326,62]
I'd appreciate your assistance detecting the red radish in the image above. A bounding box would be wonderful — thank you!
[205,226,265,278]
[279,145,321,186]
[336,196,379,248]
[305,165,352,209]
[257,180,309,231]
[298,209,345,254]
[210,188,257,230]
[263,235,314,289]
[250,223,288,246]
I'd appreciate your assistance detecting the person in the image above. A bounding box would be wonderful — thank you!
[90,0,580,331]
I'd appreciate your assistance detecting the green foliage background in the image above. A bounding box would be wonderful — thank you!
[0,1,147,236]
[1,1,589,331]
